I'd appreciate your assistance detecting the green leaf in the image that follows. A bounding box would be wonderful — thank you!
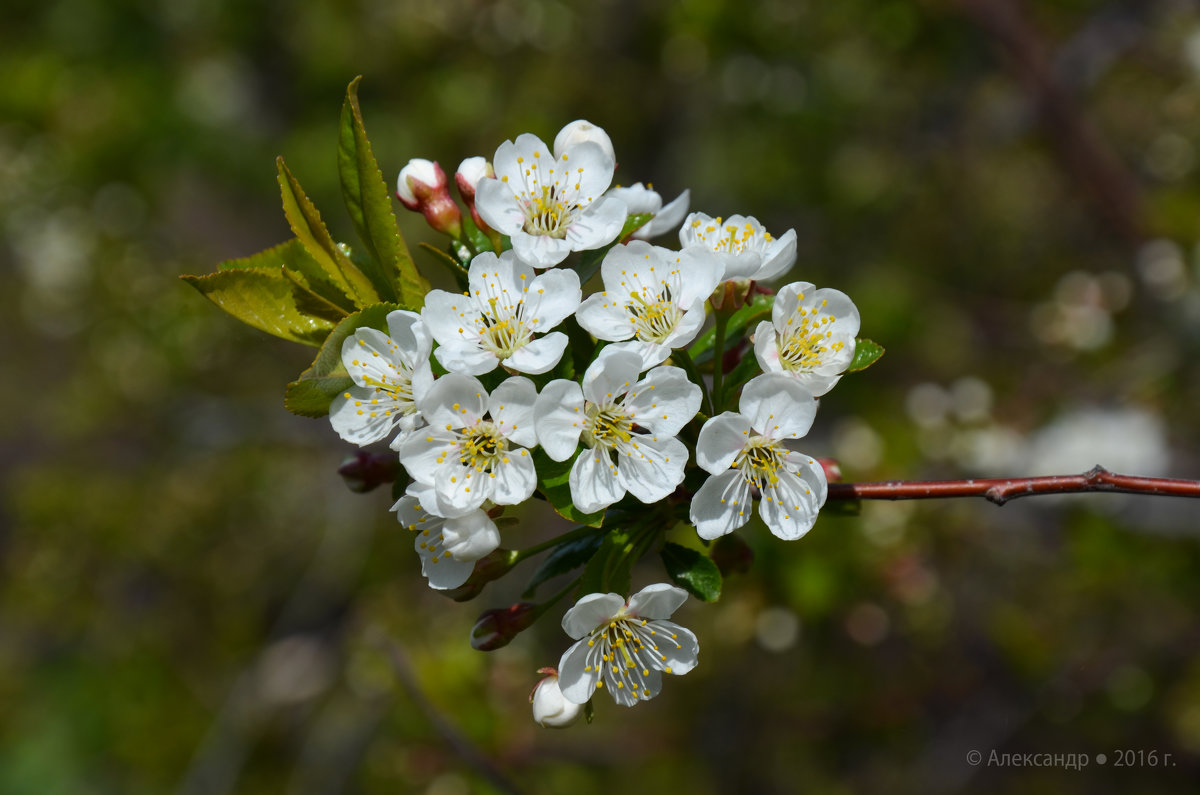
[847,338,885,373]
[532,449,605,527]
[577,526,635,597]
[571,213,652,284]
[277,156,379,307]
[660,541,722,602]
[181,270,336,347]
[284,303,404,417]
[688,292,774,362]
[522,527,606,597]
[338,77,430,307]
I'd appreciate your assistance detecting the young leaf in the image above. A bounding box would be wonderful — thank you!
[277,156,379,307]
[847,338,885,373]
[220,238,356,315]
[181,270,336,347]
[284,302,404,417]
[532,449,606,527]
[338,77,430,307]
[522,527,606,597]
[660,541,722,602]
[571,213,652,284]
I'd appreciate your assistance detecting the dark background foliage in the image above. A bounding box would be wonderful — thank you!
[3,0,1200,792]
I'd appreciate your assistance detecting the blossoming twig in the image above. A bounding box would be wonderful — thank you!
[825,466,1200,506]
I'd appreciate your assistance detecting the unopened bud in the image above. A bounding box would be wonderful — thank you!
[530,669,583,728]
[455,156,498,237]
[439,548,520,602]
[817,457,843,483]
[470,601,538,651]
[710,534,754,576]
[396,158,462,238]
[337,451,399,493]
[553,120,616,165]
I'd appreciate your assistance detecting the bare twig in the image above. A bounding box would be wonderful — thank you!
[826,465,1200,506]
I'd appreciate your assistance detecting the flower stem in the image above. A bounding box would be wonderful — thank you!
[710,305,731,412]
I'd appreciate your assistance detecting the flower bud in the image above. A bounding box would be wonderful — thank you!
[530,669,583,728]
[470,601,538,651]
[553,120,616,165]
[817,457,843,483]
[439,548,520,602]
[337,451,399,493]
[455,156,497,236]
[396,158,462,238]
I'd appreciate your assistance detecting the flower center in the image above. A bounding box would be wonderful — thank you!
[361,369,418,415]
[626,289,683,343]
[733,436,786,488]
[778,302,843,372]
[522,185,578,238]
[459,422,508,472]
[689,216,773,254]
[582,615,679,701]
[582,404,635,450]
[476,297,534,360]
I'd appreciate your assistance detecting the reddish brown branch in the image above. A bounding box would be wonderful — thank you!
[826,466,1200,506]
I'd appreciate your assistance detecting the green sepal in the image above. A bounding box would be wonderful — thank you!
[181,269,337,347]
[688,293,774,363]
[284,302,405,417]
[277,156,379,307]
[338,77,429,307]
[571,213,652,285]
[660,541,722,602]
[576,526,635,597]
[521,526,606,598]
[532,449,606,527]
[847,338,885,373]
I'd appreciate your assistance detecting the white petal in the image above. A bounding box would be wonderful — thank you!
[649,619,699,675]
[569,447,625,514]
[624,366,700,436]
[490,448,537,505]
[556,138,615,201]
[421,289,480,350]
[512,230,572,268]
[490,376,539,448]
[414,530,475,590]
[395,430,457,484]
[524,268,582,331]
[441,511,501,562]
[626,583,687,620]
[617,434,687,504]
[690,470,753,540]
[608,183,661,216]
[556,638,600,704]
[474,177,524,236]
[419,373,489,430]
[505,332,568,375]
[534,380,585,461]
[753,319,784,375]
[468,250,528,308]
[658,302,707,351]
[672,247,723,307]
[758,462,826,540]
[753,228,797,282]
[329,387,398,446]
[636,188,690,239]
[434,343,499,376]
[340,327,405,388]
[561,592,625,639]
[565,195,627,251]
[607,339,670,370]
[771,281,813,328]
[434,462,490,515]
[386,309,433,367]
[695,413,752,474]
[581,348,641,406]
[575,292,635,342]
[739,373,818,439]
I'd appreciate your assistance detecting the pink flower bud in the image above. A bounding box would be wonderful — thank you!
[337,451,399,493]
[396,158,462,238]
[817,457,843,483]
[455,156,496,235]
[530,670,583,728]
[470,601,538,651]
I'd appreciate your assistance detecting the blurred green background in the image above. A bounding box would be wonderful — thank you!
[4,0,1200,792]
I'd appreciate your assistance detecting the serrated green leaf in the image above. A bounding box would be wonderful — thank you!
[220,238,356,315]
[532,449,605,527]
[277,156,379,307]
[181,270,336,347]
[571,213,652,285]
[688,292,774,362]
[660,541,722,602]
[284,303,404,417]
[522,527,606,597]
[338,77,429,307]
[577,526,634,597]
[847,338,885,373]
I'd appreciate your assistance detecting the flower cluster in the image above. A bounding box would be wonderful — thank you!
[199,107,869,725]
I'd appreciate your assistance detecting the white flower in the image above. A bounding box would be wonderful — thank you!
[753,282,860,397]
[606,182,690,240]
[474,124,627,268]
[691,374,827,540]
[392,485,500,590]
[395,373,539,516]
[329,310,434,447]
[679,212,797,282]
[575,240,723,369]
[557,584,699,707]
[535,349,699,513]
[531,672,584,728]
[422,250,581,376]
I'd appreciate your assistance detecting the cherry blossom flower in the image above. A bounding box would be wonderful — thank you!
[679,211,796,282]
[394,373,538,516]
[474,123,626,268]
[690,374,827,540]
[557,584,699,707]
[535,350,700,513]
[421,250,580,376]
[392,484,500,590]
[328,310,434,447]
[606,182,690,240]
[575,239,722,369]
[753,282,860,396]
